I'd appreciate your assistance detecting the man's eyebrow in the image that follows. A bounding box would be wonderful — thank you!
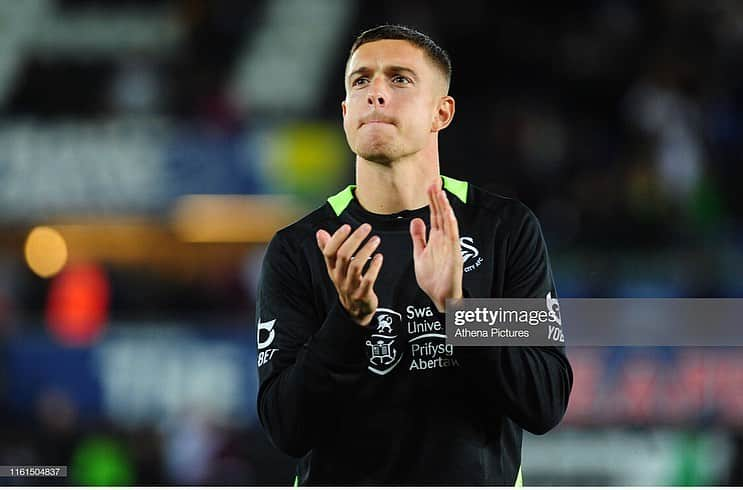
[347,66,370,80]
[347,65,418,80]
[386,66,417,78]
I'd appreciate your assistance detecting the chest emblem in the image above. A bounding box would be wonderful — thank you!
[460,236,484,272]
[365,308,404,375]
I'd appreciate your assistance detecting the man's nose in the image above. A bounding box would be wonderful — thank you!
[367,93,386,107]
[367,79,387,107]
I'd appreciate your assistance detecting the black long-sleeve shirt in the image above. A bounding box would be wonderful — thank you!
[256,175,573,485]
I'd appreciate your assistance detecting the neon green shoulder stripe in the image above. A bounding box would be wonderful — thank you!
[293,475,299,487]
[441,175,468,203]
[327,175,467,216]
[327,185,356,216]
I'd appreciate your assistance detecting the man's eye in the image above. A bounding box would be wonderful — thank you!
[352,77,368,86]
[392,75,411,84]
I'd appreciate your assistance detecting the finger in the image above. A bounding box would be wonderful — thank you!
[428,185,441,231]
[319,225,349,273]
[409,218,427,257]
[316,229,330,250]
[346,235,381,281]
[437,190,449,235]
[428,186,439,231]
[439,189,458,238]
[336,223,372,277]
[441,192,460,243]
[316,229,334,267]
[357,253,383,298]
[353,235,381,267]
[321,224,352,262]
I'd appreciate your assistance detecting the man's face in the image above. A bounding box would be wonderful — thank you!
[342,39,448,164]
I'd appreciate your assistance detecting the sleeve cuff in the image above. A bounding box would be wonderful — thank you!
[309,300,372,366]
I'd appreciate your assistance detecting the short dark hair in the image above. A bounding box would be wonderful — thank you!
[347,24,452,92]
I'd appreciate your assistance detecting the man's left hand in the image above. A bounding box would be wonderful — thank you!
[409,184,463,312]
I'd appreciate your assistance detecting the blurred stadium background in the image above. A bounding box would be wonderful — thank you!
[0,0,741,485]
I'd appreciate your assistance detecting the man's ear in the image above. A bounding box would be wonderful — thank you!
[341,100,347,119]
[432,96,455,132]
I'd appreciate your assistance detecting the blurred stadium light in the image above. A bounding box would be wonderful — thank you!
[24,226,68,278]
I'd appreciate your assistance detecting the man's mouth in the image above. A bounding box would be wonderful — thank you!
[361,120,395,127]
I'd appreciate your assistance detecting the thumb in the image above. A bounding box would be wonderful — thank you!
[410,218,427,257]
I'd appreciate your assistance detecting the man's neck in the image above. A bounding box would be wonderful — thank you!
[354,152,441,214]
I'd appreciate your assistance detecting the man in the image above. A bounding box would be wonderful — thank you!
[256,25,573,485]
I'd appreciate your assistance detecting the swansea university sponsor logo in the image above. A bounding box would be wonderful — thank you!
[406,304,459,371]
[460,236,483,272]
[257,318,278,367]
[366,308,404,375]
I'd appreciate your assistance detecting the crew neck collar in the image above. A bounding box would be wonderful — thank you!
[327,175,467,216]
[344,192,430,230]
[326,175,469,231]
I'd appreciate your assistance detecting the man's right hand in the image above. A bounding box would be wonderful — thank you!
[316,223,383,327]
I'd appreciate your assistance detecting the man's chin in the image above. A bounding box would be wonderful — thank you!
[355,141,400,165]
[357,151,394,165]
